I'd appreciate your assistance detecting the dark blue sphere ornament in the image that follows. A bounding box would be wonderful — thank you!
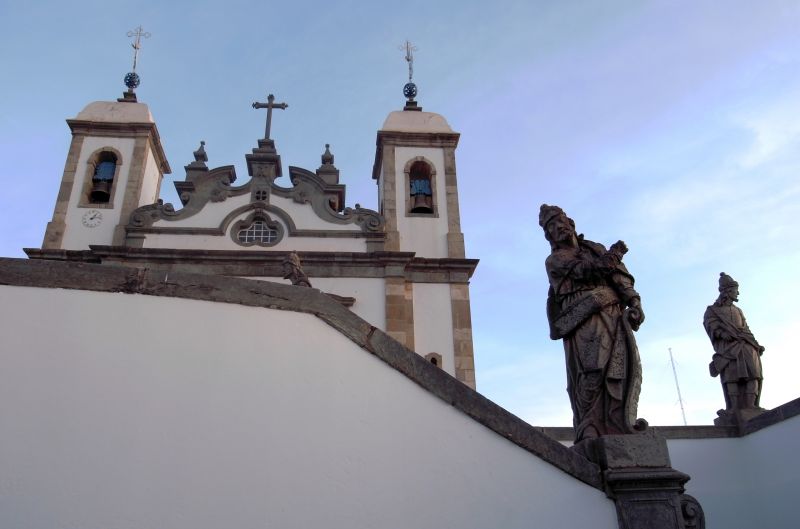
[403,82,417,100]
[124,72,141,89]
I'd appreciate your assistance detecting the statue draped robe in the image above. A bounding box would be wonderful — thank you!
[545,238,642,442]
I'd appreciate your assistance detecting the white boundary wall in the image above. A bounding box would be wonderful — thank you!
[667,415,800,529]
[0,285,616,529]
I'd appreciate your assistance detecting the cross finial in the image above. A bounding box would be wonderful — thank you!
[252,93,289,140]
[122,26,150,94]
[127,25,150,74]
[398,40,420,109]
[400,40,417,81]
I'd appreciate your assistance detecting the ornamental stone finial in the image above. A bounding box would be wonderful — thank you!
[193,141,208,163]
[321,144,334,166]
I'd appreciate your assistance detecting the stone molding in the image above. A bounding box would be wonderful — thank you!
[377,145,400,251]
[385,276,414,350]
[43,134,85,249]
[126,202,385,247]
[66,119,171,174]
[372,131,461,180]
[443,146,465,259]
[0,256,602,490]
[450,283,476,389]
[24,247,479,283]
[125,162,383,246]
[274,166,346,216]
[275,167,382,231]
[532,413,800,440]
[113,136,151,245]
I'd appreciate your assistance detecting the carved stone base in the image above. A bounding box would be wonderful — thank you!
[587,431,705,529]
[713,407,766,426]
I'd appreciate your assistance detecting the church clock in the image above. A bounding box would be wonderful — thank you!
[81,210,103,228]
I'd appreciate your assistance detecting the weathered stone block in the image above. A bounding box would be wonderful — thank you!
[597,430,671,469]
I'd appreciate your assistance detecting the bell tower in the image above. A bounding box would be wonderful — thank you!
[42,26,171,250]
[371,43,475,387]
[371,41,465,259]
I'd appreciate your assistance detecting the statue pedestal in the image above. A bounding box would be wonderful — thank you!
[585,431,705,529]
[714,407,766,426]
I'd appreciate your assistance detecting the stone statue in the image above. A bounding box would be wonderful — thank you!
[703,272,764,423]
[539,204,646,444]
[282,251,311,287]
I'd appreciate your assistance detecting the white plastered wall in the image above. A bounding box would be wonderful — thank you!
[667,414,800,529]
[61,136,135,249]
[393,146,449,258]
[413,283,456,374]
[0,285,617,529]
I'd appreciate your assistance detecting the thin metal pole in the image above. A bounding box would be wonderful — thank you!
[668,347,688,426]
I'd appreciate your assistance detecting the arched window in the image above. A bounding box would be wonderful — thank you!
[238,220,279,244]
[230,212,285,247]
[409,160,433,214]
[89,152,117,203]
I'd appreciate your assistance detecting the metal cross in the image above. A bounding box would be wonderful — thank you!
[127,25,151,73]
[400,40,417,81]
[252,94,288,140]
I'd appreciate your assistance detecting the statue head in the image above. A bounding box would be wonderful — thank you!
[718,272,739,302]
[539,204,577,249]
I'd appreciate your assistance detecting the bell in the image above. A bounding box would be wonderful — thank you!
[90,180,111,203]
[410,193,433,213]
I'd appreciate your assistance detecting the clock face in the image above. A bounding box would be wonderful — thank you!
[81,209,103,228]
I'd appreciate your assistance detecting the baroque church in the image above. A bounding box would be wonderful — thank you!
[31,79,477,390]
[1,47,798,529]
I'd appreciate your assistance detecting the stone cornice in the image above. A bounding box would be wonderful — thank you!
[24,247,479,282]
[0,256,602,489]
[372,131,460,180]
[67,119,171,174]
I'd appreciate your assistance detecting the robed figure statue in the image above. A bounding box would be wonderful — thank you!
[539,205,646,443]
[703,272,764,423]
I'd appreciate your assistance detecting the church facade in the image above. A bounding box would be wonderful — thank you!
[30,90,477,388]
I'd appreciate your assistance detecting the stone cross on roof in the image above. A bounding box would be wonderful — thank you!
[252,94,288,140]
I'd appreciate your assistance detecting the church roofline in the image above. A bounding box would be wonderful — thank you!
[0,256,600,489]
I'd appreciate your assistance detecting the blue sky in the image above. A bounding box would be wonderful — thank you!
[1,0,798,426]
